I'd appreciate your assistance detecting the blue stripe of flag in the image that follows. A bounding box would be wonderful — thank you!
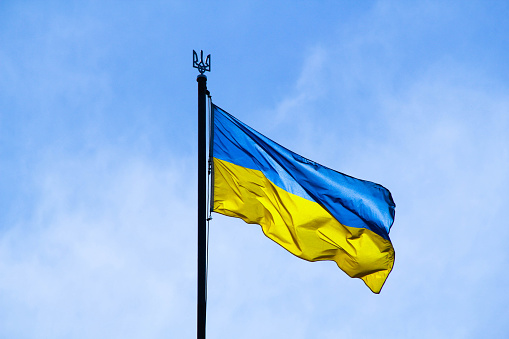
[212,104,395,240]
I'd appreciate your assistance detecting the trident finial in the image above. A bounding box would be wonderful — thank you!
[193,50,211,75]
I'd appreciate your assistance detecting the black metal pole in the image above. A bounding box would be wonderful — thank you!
[197,73,207,339]
[193,49,210,339]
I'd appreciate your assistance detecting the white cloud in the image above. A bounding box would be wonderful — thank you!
[0,149,197,338]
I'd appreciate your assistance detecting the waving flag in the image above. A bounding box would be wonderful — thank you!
[211,104,396,293]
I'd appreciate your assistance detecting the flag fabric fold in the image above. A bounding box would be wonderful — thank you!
[211,104,396,293]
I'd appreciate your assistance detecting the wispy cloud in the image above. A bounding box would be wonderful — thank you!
[0,148,197,338]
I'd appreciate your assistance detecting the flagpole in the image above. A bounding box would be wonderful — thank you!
[194,50,210,339]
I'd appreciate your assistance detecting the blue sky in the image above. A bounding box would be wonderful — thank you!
[1,1,509,338]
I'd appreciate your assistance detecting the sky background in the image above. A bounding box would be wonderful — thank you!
[1,1,509,338]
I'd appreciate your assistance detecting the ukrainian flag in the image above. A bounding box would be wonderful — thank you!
[211,104,395,293]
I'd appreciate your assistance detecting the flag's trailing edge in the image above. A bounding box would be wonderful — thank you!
[211,104,396,293]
